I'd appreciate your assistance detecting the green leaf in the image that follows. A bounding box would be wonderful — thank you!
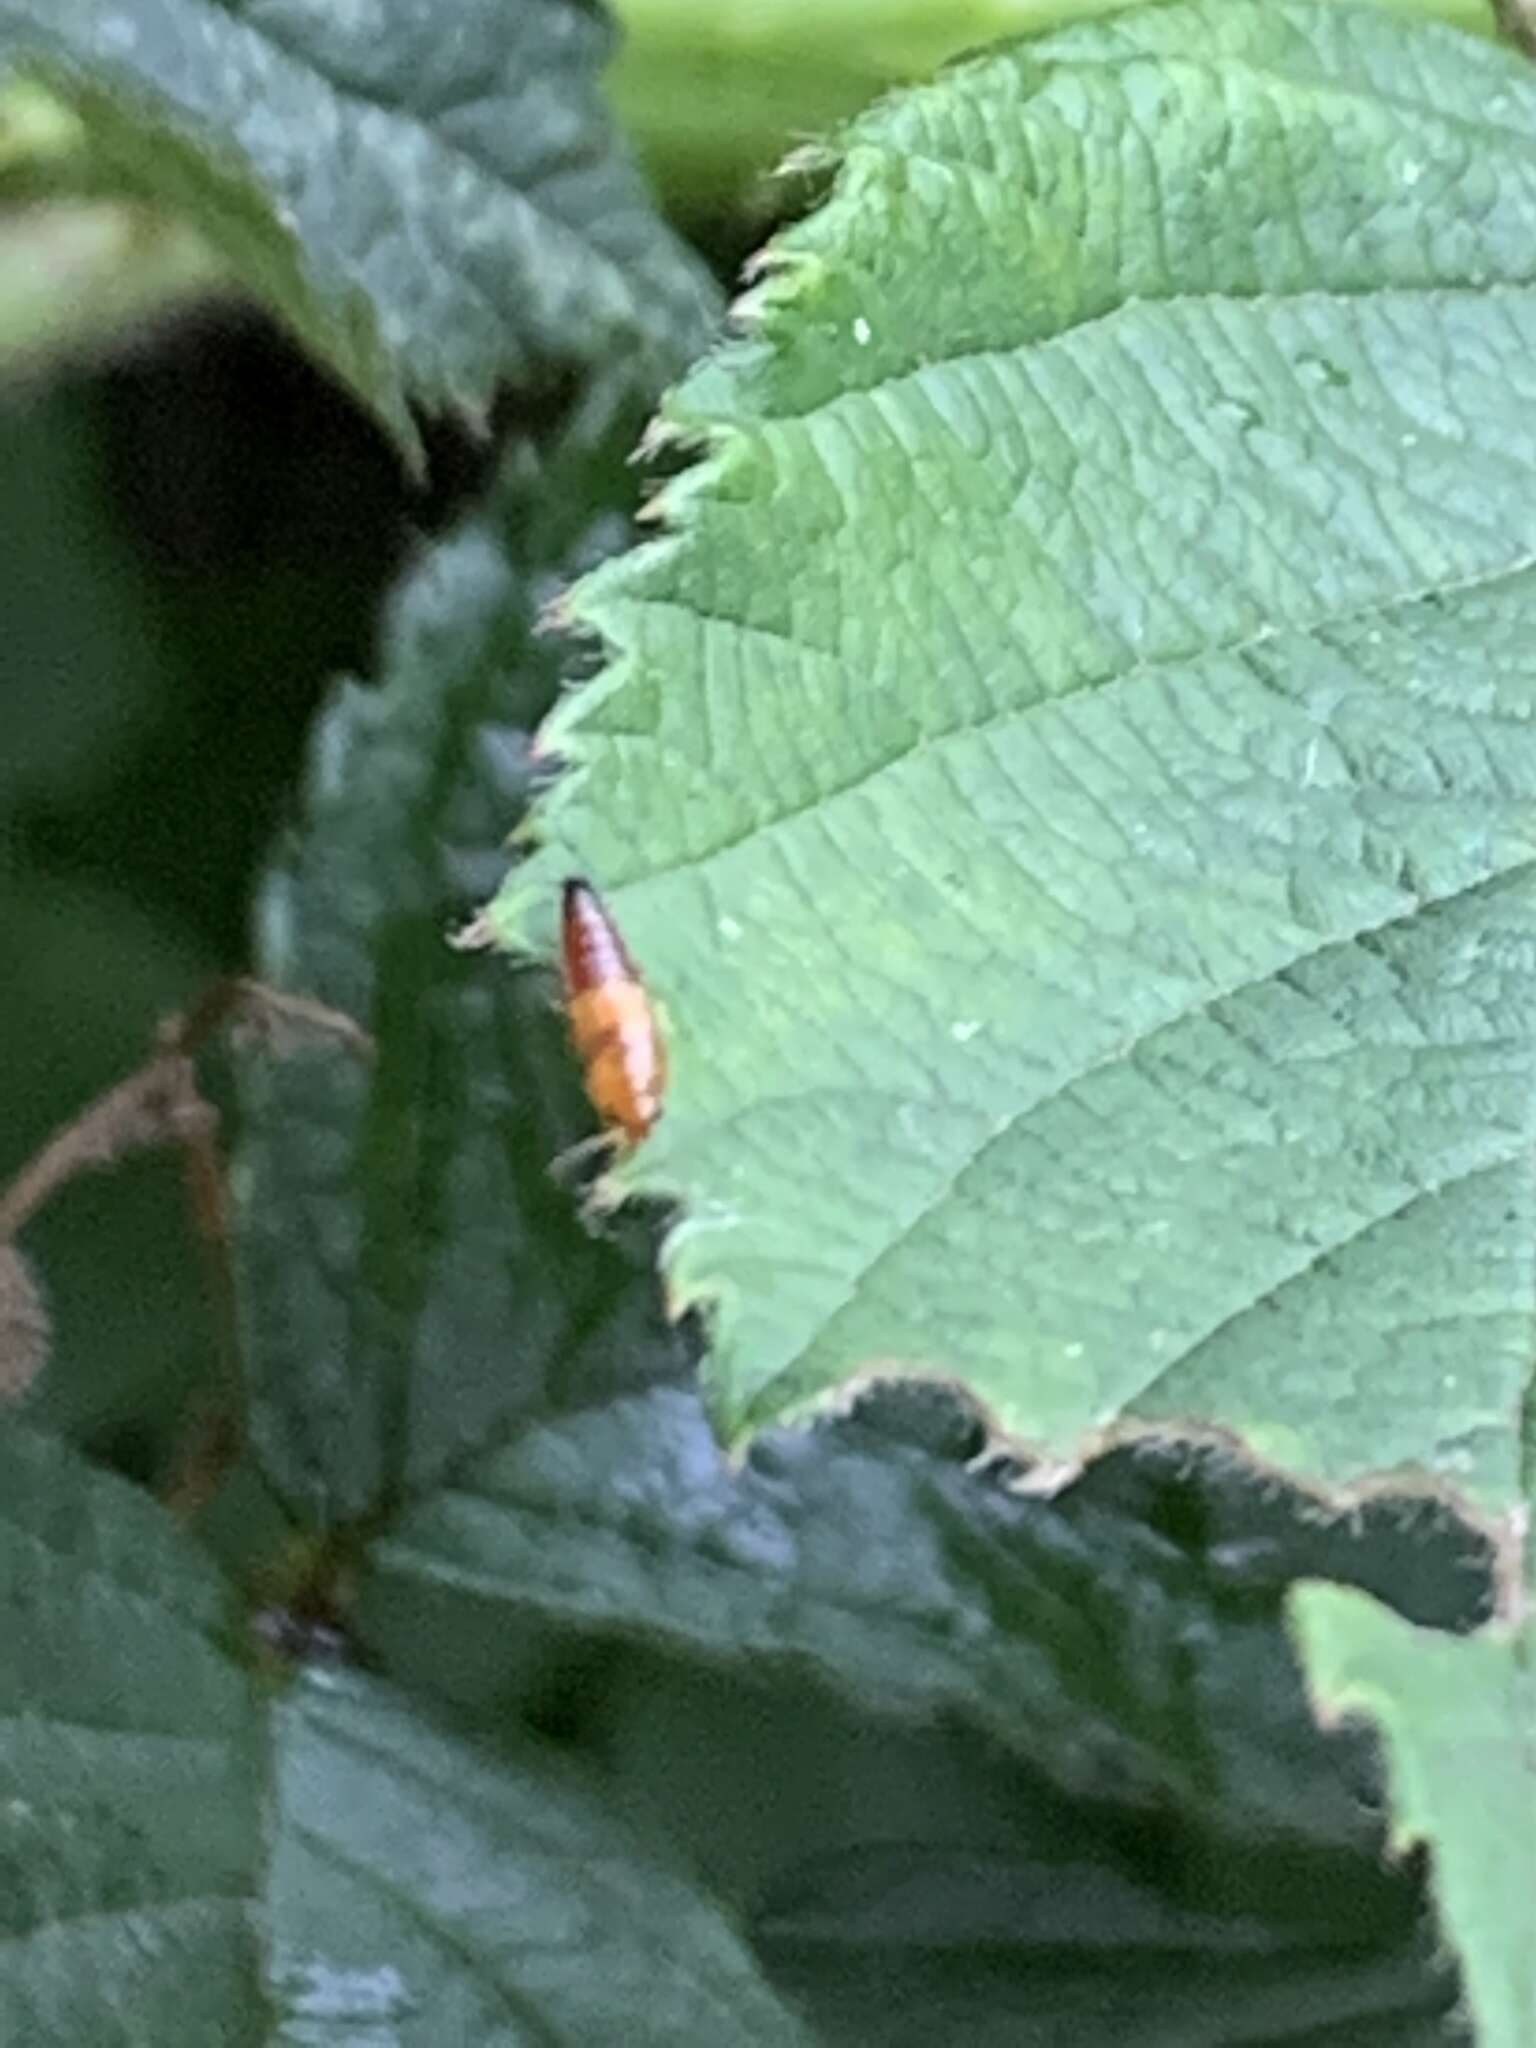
[494,0,1536,1489]
[236,450,691,1527]
[606,0,1499,215]
[0,0,716,458]
[1293,1583,1536,2048]
[268,1666,811,2045]
[603,1649,1465,2047]
[361,1381,1492,1847]
[0,1425,264,2043]
[363,1386,1478,2039]
[0,1428,812,2041]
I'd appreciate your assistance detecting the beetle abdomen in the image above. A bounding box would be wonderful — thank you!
[559,878,666,1144]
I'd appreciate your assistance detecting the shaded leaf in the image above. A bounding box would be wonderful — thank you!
[361,1381,1492,1852]
[601,1649,1464,2047]
[237,449,691,1528]
[1293,1582,1536,2048]
[0,1430,815,2042]
[363,1385,1486,2041]
[494,1,1536,1496]
[0,1425,264,2043]
[0,0,716,456]
[267,1665,812,2045]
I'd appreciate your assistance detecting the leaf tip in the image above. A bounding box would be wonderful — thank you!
[774,139,838,184]
[446,913,497,953]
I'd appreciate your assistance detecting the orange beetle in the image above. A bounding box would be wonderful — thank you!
[560,878,667,1145]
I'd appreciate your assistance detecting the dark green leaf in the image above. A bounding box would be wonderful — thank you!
[267,1665,812,2045]
[0,1430,816,2041]
[361,1381,1491,1851]
[363,1388,1477,2043]
[0,0,717,456]
[236,450,691,1527]
[616,1660,1461,2046]
[0,1425,264,2043]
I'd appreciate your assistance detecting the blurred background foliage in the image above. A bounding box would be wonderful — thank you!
[0,303,470,1482]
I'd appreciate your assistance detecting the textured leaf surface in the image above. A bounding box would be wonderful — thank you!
[605,1643,1465,2047]
[237,454,691,1527]
[363,1387,1477,2041]
[268,1666,810,2046]
[0,0,715,454]
[1293,1583,1536,2048]
[606,0,1498,212]
[496,1,1536,1490]
[0,1426,263,2043]
[362,1381,1492,1845]
[0,1429,814,2041]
